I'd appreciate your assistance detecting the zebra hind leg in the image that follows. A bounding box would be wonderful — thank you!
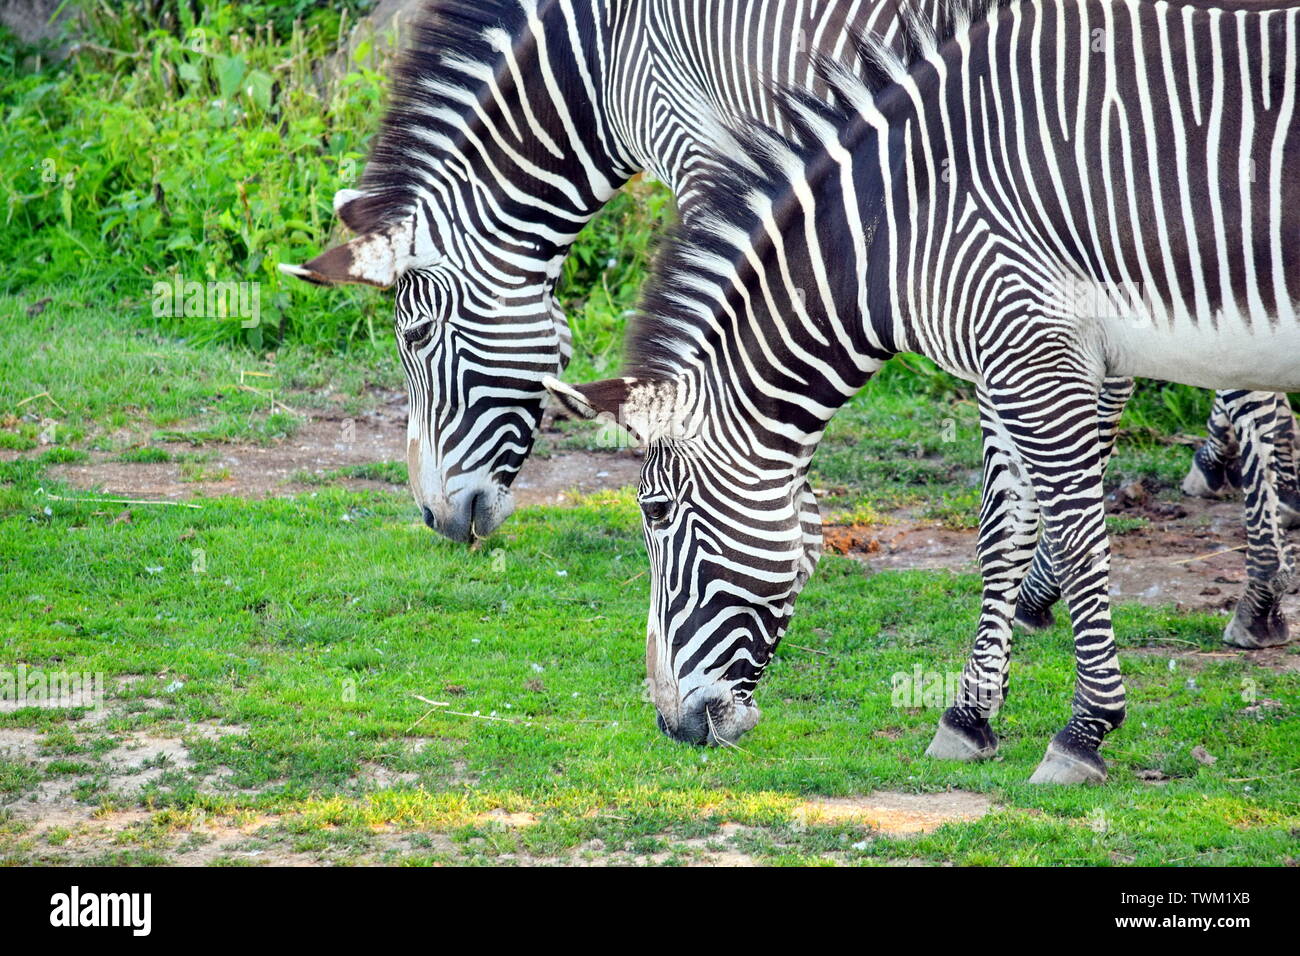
[1222,392,1295,649]
[1270,397,1300,530]
[1014,377,1134,633]
[1182,392,1243,499]
[926,395,1039,762]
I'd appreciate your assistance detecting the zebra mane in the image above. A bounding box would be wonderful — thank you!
[343,0,537,234]
[622,0,1012,380]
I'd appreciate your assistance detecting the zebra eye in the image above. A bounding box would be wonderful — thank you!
[400,321,434,348]
[639,497,673,525]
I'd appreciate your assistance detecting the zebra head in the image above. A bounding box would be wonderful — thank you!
[278,0,640,542]
[545,374,821,746]
[280,190,570,542]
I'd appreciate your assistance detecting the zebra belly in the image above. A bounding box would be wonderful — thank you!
[1100,313,1300,392]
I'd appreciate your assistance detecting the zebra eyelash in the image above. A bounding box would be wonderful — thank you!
[639,496,673,526]
[400,320,435,348]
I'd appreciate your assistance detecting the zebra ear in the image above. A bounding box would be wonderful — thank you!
[332,189,368,231]
[544,376,676,445]
[277,217,415,288]
[544,376,633,420]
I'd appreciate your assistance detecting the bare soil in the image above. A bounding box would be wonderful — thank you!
[792,790,993,835]
[30,395,1300,628]
[826,495,1300,627]
[40,396,643,506]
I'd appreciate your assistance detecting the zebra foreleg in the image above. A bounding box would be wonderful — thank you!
[795,480,823,590]
[1222,392,1296,649]
[926,395,1040,762]
[1014,377,1135,632]
[985,376,1122,784]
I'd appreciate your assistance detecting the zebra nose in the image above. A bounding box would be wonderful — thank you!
[657,706,709,745]
[421,483,510,543]
[656,694,760,747]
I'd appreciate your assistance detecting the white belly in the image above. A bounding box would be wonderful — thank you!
[1099,304,1300,391]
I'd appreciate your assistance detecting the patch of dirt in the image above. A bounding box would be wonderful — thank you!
[38,401,643,506]
[826,496,1300,625]
[792,790,993,836]
[473,809,538,828]
[0,720,251,824]
[348,762,420,790]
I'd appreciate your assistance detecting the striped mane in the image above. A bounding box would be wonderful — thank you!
[343,0,539,233]
[619,0,1014,380]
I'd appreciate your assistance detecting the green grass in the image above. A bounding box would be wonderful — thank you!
[2,4,1296,866]
[290,462,406,486]
[0,282,400,452]
[1,446,1297,864]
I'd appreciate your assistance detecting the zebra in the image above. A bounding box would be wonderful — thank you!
[543,0,1300,782]
[278,0,1293,646]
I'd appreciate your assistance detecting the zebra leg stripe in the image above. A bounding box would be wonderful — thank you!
[980,372,1123,785]
[1271,397,1300,529]
[927,392,1040,762]
[796,480,823,590]
[1014,377,1135,632]
[1223,392,1296,649]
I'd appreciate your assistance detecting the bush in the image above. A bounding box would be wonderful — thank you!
[1,2,389,350]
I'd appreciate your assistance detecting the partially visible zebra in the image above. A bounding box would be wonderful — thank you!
[1185,391,1299,520]
[279,0,1293,646]
[545,0,1300,782]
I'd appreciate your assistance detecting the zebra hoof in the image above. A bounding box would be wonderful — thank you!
[925,716,998,762]
[1223,605,1291,649]
[1181,453,1231,499]
[1028,740,1107,785]
[1013,600,1056,633]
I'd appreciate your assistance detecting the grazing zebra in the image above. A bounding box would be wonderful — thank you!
[280,0,917,551]
[281,0,1294,650]
[545,0,1300,782]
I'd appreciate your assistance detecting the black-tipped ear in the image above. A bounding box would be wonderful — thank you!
[277,217,415,288]
[544,376,681,446]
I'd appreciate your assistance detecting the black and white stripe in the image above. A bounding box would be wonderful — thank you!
[281,2,1291,652]
[280,0,921,546]
[548,0,1299,780]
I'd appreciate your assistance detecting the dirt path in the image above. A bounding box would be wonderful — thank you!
[825,493,1300,626]
[28,395,1300,625]
[42,394,642,507]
